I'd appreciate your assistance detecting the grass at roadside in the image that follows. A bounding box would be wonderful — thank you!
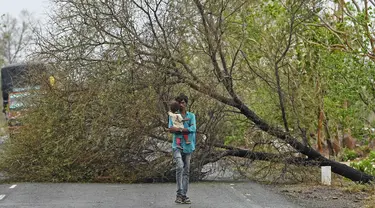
[230,159,375,208]
[345,183,375,208]
[270,173,375,208]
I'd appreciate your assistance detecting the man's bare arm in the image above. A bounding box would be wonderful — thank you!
[168,127,180,133]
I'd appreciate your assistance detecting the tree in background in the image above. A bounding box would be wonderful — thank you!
[0,10,35,65]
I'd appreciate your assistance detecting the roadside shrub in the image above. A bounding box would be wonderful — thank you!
[341,148,358,161]
[350,151,375,177]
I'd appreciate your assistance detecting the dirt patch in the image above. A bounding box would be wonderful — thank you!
[269,183,371,208]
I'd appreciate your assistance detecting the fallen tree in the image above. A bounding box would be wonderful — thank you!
[217,145,374,182]
[156,0,374,183]
[21,0,374,183]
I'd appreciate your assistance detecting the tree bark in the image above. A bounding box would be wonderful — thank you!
[317,109,324,153]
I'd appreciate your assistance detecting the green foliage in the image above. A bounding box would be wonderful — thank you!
[341,148,359,162]
[0,64,172,182]
[350,151,375,177]
[223,117,250,146]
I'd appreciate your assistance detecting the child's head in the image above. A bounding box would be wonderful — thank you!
[169,100,180,113]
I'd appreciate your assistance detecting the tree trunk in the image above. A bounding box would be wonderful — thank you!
[323,115,335,156]
[342,100,356,149]
[317,109,324,153]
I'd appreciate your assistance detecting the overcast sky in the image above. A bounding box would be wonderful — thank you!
[0,0,50,19]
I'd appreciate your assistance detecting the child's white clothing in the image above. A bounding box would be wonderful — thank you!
[168,111,184,129]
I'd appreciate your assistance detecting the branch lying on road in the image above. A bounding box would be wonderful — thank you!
[150,134,319,166]
[150,133,374,183]
[221,149,320,166]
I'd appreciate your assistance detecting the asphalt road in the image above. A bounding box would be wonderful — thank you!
[0,182,301,208]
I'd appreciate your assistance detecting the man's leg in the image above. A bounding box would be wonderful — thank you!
[181,152,191,203]
[173,149,184,203]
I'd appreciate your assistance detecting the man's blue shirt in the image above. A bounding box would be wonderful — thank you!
[168,111,196,153]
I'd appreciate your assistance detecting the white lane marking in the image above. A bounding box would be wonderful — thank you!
[9,185,17,189]
[0,194,5,200]
[228,184,259,207]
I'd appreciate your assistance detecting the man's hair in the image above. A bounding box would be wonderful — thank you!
[175,93,188,104]
[169,101,180,113]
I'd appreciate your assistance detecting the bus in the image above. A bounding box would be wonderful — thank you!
[6,91,32,128]
[1,63,48,122]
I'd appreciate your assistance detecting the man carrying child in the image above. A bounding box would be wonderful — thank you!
[168,93,196,204]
